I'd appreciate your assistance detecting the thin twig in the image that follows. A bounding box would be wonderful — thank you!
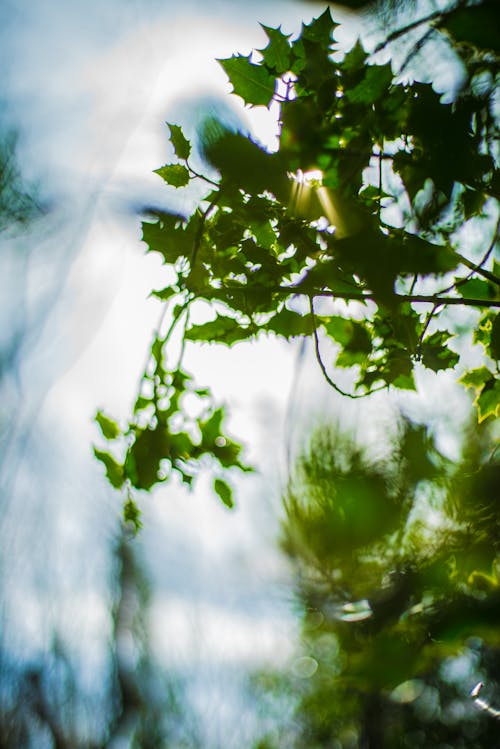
[176,305,190,372]
[309,296,386,400]
[437,218,500,296]
[396,27,435,77]
[370,2,467,57]
[186,161,220,187]
[415,303,442,358]
[190,195,219,269]
[216,280,500,308]
[378,143,383,224]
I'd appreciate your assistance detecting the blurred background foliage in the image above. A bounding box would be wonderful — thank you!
[279,416,500,748]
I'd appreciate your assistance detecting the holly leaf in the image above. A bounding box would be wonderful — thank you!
[202,130,288,199]
[477,378,500,423]
[420,331,459,372]
[218,55,276,106]
[459,367,500,423]
[213,477,234,509]
[142,212,196,263]
[345,62,393,104]
[457,278,498,301]
[199,407,224,448]
[94,448,124,489]
[185,315,256,345]
[459,366,494,391]
[95,410,120,440]
[266,308,313,338]
[154,164,190,188]
[301,8,337,48]
[167,123,191,161]
[150,287,177,302]
[259,25,292,74]
[490,313,500,360]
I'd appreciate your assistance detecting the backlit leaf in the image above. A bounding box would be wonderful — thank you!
[167,123,191,161]
[301,8,337,48]
[154,164,190,188]
[477,378,500,423]
[420,331,459,372]
[259,25,292,74]
[142,212,196,263]
[266,307,313,338]
[95,410,120,440]
[94,448,124,489]
[457,278,498,301]
[213,477,234,509]
[185,315,256,345]
[490,314,500,360]
[459,367,494,391]
[218,55,276,106]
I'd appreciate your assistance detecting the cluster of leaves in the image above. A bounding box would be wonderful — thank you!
[95,2,499,519]
[94,316,251,530]
[273,418,500,748]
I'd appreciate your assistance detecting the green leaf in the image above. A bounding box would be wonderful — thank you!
[323,316,356,346]
[199,408,224,447]
[202,130,288,199]
[420,331,459,372]
[301,8,337,48]
[342,39,367,73]
[126,429,165,491]
[323,316,371,357]
[345,62,393,104]
[259,25,292,74]
[459,366,494,390]
[266,308,313,339]
[167,123,191,161]
[150,287,177,301]
[154,164,190,188]
[142,212,196,263]
[218,55,276,106]
[477,378,500,423]
[457,278,498,301]
[186,315,256,345]
[490,314,500,360]
[213,477,234,509]
[95,410,120,440]
[94,448,124,489]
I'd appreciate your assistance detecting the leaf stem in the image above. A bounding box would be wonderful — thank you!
[190,195,219,268]
[186,161,220,187]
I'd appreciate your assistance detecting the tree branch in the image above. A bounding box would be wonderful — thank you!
[293,287,500,308]
[370,1,468,57]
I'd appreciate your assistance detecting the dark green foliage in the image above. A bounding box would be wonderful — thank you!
[95,3,500,521]
[272,418,500,748]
